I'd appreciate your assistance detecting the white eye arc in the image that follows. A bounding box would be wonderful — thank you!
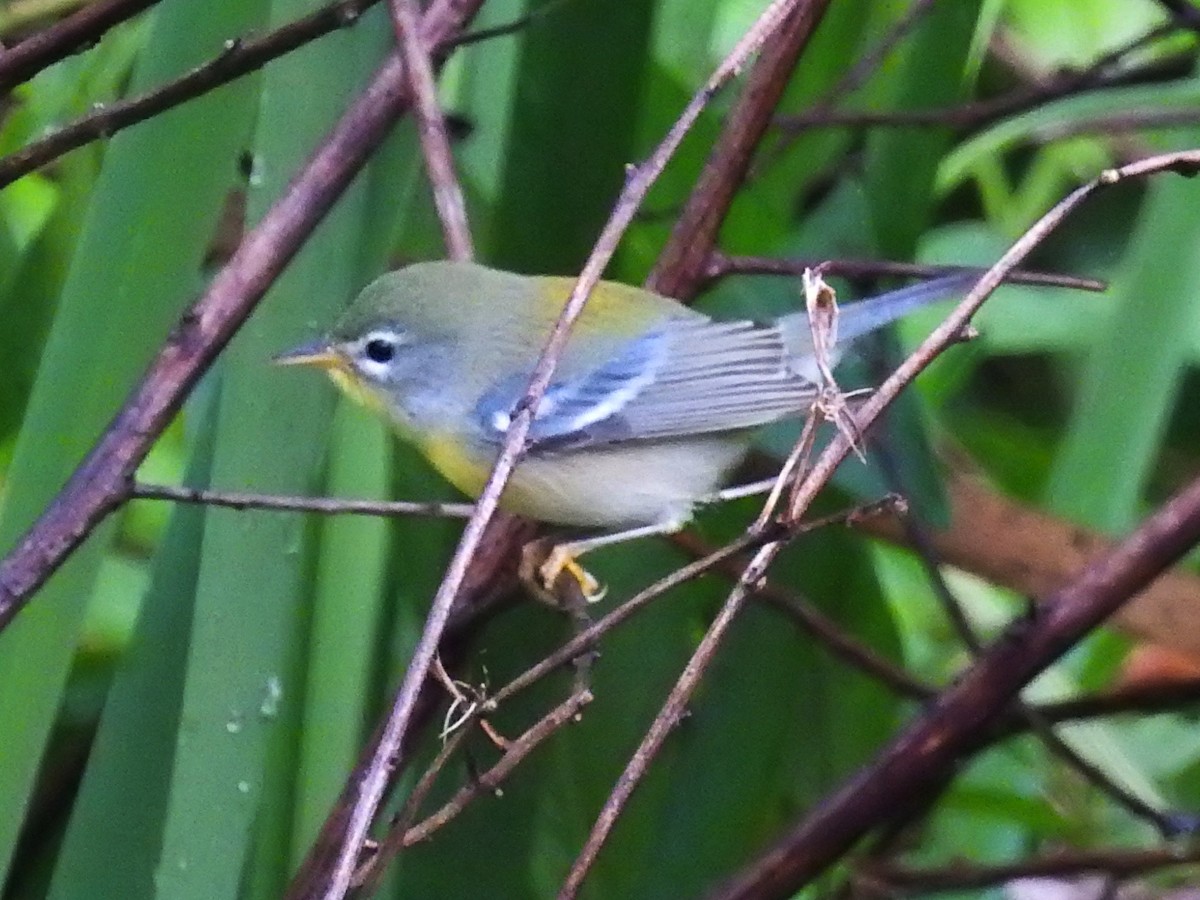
[364,331,400,363]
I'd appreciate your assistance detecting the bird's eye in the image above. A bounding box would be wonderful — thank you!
[364,337,396,364]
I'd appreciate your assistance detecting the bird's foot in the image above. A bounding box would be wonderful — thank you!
[520,538,607,606]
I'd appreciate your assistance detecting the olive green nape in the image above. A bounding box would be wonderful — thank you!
[328,260,700,346]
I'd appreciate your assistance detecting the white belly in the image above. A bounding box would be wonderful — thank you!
[501,434,750,528]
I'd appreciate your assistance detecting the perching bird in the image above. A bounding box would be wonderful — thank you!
[276,261,969,597]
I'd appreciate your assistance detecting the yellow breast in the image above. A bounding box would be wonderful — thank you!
[418,432,492,500]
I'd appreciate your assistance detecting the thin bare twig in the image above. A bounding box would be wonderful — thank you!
[711,151,1200,900]
[670,530,935,702]
[491,530,771,708]
[388,0,473,259]
[0,0,387,188]
[0,0,160,91]
[131,482,474,518]
[775,23,1188,137]
[558,539,782,900]
[1028,676,1200,730]
[0,0,486,624]
[649,0,834,300]
[858,844,1200,894]
[324,3,817,896]
[490,498,887,714]
[402,689,592,846]
[702,254,1107,293]
[353,721,473,893]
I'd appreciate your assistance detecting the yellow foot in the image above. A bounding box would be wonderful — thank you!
[540,545,607,604]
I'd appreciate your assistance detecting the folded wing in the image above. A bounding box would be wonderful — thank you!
[476,317,818,453]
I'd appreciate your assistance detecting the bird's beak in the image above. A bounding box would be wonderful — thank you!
[272,339,343,370]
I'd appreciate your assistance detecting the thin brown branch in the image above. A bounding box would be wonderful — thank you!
[322,3,815,896]
[284,512,532,900]
[811,0,936,111]
[0,0,485,620]
[388,0,473,260]
[131,482,474,518]
[710,148,1200,900]
[402,689,592,847]
[0,0,160,91]
[775,23,1189,138]
[670,529,935,702]
[702,253,1107,293]
[0,0,386,188]
[491,530,770,708]
[649,0,834,300]
[353,720,473,893]
[450,0,571,47]
[490,497,887,714]
[1030,676,1200,728]
[859,844,1200,894]
[558,539,782,900]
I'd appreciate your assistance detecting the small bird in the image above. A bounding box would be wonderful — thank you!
[276,261,969,597]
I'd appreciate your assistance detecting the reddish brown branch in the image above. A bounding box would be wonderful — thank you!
[702,254,1107,293]
[648,0,834,300]
[0,0,386,188]
[0,0,161,91]
[859,844,1200,893]
[388,0,474,260]
[708,155,1200,900]
[0,0,485,625]
[131,482,474,519]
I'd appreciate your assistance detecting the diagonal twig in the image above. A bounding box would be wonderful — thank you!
[648,0,834,300]
[0,0,161,91]
[131,482,474,518]
[710,149,1200,900]
[388,0,473,260]
[0,0,486,627]
[317,3,821,898]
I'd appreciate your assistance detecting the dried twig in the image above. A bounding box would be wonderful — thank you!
[403,689,592,847]
[324,4,820,898]
[670,530,935,702]
[131,482,473,519]
[711,151,1200,900]
[0,0,485,628]
[858,844,1200,894]
[388,0,473,259]
[0,0,160,90]
[702,253,1107,293]
[558,539,782,900]
[0,0,386,188]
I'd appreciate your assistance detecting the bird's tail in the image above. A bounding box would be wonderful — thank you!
[778,270,978,348]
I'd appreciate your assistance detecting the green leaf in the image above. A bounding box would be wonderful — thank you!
[0,0,265,885]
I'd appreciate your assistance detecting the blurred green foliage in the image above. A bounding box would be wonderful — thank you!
[1,0,1200,898]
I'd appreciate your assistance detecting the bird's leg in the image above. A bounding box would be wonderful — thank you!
[705,478,778,503]
[539,520,686,603]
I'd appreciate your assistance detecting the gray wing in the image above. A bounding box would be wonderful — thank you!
[475,318,817,453]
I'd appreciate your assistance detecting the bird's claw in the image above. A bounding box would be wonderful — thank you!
[539,547,607,604]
